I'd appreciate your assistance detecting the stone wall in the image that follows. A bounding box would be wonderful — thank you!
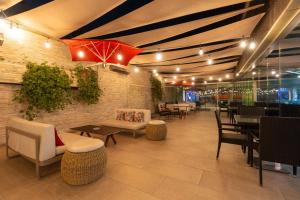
[0,25,153,144]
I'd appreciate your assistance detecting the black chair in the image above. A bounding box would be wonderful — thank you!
[157,103,171,119]
[239,106,265,116]
[280,104,300,117]
[214,110,248,159]
[258,117,300,186]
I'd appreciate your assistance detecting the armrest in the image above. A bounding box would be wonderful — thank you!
[221,127,240,132]
[6,126,41,161]
[221,123,240,127]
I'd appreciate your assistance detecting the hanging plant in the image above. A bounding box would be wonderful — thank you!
[73,65,102,104]
[15,62,72,120]
[150,75,163,104]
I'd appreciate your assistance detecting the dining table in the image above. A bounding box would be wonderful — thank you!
[234,114,288,174]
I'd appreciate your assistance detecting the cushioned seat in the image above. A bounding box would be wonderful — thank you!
[100,119,147,130]
[222,133,248,144]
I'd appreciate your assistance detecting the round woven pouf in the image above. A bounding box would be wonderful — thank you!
[61,141,107,185]
[146,120,167,141]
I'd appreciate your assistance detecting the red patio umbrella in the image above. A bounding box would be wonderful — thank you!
[62,39,142,66]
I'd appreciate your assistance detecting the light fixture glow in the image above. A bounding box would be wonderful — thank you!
[44,40,51,49]
[134,67,139,73]
[218,78,222,82]
[78,50,85,58]
[249,41,256,50]
[117,53,123,61]
[173,76,177,79]
[152,69,157,73]
[225,74,230,78]
[183,80,186,84]
[155,52,162,61]
[155,73,159,77]
[172,81,175,84]
[198,49,204,56]
[252,71,256,75]
[275,74,279,78]
[8,26,23,41]
[191,77,195,81]
[236,73,240,77]
[271,70,276,75]
[176,67,180,72]
[297,75,300,79]
[204,81,207,84]
[207,59,213,65]
[252,63,256,69]
[192,82,195,85]
[209,76,213,80]
[0,18,9,29]
[240,40,247,48]
[164,79,167,82]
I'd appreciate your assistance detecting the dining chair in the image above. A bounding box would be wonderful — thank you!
[214,110,248,159]
[239,106,265,116]
[258,117,300,186]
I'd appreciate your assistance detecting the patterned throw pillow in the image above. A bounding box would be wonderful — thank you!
[116,111,125,120]
[134,112,144,122]
[124,111,135,122]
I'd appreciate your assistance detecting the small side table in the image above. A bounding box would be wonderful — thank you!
[146,120,167,141]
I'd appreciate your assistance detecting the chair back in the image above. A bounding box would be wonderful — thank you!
[259,117,300,166]
[254,102,267,107]
[239,106,265,116]
[214,110,222,138]
[280,104,300,117]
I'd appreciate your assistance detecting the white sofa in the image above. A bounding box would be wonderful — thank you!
[100,108,151,138]
[6,117,103,178]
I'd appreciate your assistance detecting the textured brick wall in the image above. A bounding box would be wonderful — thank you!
[0,26,153,144]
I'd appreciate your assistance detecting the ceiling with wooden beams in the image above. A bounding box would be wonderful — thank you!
[1,0,267,83]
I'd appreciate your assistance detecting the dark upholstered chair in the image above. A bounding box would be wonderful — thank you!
[157,103,171,119]
[280,104,300,117]
[214,110,248,159]
[239,106,265,117]
[258,117,300,186]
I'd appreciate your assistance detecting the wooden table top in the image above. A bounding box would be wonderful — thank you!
[71,125,122,136]
[234,115,260,126]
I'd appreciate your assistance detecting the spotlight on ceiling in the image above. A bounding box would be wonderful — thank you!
[298,75,300,79]
[204,81,207,84]
[252,71,256,75]
[218,78,222,82]
[240,39,247,48]
[271,70,276,75]
[249,41,256,50]
[191,77,195,81]
[78,50,85,58]
[155,52,162,61]
[183,80,186,84]
[152,69,157,73]
[236,73,240,77]
[252,63,256,69]
[173,76,177,79]
[207,59,213,65]
[225,74,230,79]
[44,40,51,49]
[117,53,123,61]
[209,76,213,80]
[155,73,159,77]
[176,67,180,72]
[134,67,139,73]
[198,49,204,56]
[275,74,280,78]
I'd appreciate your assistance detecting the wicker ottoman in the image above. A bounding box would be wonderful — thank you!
[61,139,107,185]
[146,120,167,140]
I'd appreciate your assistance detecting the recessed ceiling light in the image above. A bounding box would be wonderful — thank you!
[207,59,213,65]
[134,67,139,72]
[176,67,180,72]
[240,40,247,48]
[271,70,276,75]
[225,74,230,78]
[117,53,123,61]
[236,73,239,77]
[218,78,222,82]
[204,81,207,84]
[44,40,51,49]
[192,82,195,85]
[155,52,162,61]
[252,71,256,75]
[78,50,85,58]
[153,69,157,73]
[252,63,256,69]
[249,41,256,50]
[173,76,177,79]
[183,80,186,84]
[209,76,213,80]
[198,49,204,56]
[191,77,195,81]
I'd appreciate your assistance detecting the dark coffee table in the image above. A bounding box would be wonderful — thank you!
[70,125,121,147]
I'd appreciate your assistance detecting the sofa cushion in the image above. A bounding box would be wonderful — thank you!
[115,108,151,123]
[58,132,104,153]
[134,112,144,122]
[55,128,64,146]
[116,110,125,120]
[100,119,146,130]
[124,111,135,122]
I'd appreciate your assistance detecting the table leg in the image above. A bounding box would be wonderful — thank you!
[80,132,84,136]
[104,135,110,147]
[111,134,117,144]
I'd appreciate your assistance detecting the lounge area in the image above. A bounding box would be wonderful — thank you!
[0,1,300,200]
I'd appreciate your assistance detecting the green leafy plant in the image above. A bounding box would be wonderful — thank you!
[73,65,101,104]
[15,62,72,120]
[150,75,163,104]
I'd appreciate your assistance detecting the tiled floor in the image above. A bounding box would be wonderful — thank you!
[0,111,300,200]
